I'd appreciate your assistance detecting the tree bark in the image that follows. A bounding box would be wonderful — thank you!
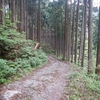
[81,0,87,67]
[71,0,75,62]
[0,0,4,25]
[68,0,72,62]
[19,0,24,32]
[63,0,68,60]
[96,6,100,75]
[74,0,79,63]
[88,0,93,74]
[79,3,85,64]
[11,0,16,23]
[37,0,41,43]
[0,0,2,24]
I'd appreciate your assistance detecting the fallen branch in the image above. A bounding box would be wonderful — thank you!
[35,43,40,49]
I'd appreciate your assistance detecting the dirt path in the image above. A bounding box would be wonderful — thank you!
[0,56,70,100]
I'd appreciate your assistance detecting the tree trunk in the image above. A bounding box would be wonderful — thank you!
[88,0,93,74]
[71,0,75,62]
[81,0,87,67]
[19,0,24,32]
[79,3,85,64]
[23,0,25,31]
[37,0,41,43]
[0,0,2,24]
[63,0,68,60]
[11,0,15,23]
[96,6,100,75]
[68,0,72,62]
[55,26,57,55]
[74,0,79,63]
[26,0,29,39]
[0,0,4,25]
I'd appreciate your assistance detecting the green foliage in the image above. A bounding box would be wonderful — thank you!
[18,47,47,67]
[0,46,47,84]
[0,59,16,83]
[0,17,47,84]
[0,14,28,59]
[0,24,23,59]
[19,46,47,66]
[85,74,100,93]
[65,65,100,100]
[42,44,54,54]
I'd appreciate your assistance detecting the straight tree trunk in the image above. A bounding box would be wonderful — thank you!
[29,17,33,40]
[23,0,26,32]
[0,0,4,25]
[37,0,41,43]
[9,0,11,20]
[96,6,100,75]
[79,3,85,64]
[74,0,79,63]
[19,0,24,32]
[88,0,93,74]
[0,0,2,24]
[11,0,15,23]
[71,0,75,62]
[26,0,29,39]
[81,0,87,67]
[68,0,72,62]
[63,0,68,60]
[55,26,57,55]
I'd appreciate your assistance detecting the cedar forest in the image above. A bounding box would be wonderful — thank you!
[0,0,100,100]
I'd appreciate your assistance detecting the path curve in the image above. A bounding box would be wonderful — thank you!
[0,56,70,100]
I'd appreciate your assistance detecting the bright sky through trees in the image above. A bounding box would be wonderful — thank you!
[50,0,100,7]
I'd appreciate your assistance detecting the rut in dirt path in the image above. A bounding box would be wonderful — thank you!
[0,56,70,100]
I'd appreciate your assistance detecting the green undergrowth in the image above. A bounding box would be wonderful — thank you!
[41,43,54,54]
[65,64,100,100]
[52,54,64,60]
[0,19,47,84]
[0,35,47,84]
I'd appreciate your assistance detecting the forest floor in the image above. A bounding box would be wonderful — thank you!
[0,56,71,100]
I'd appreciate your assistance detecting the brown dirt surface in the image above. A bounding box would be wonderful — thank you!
[0,56,70,100]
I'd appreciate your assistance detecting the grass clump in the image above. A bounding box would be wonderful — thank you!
[65,65,100,100]
[0,59,16,83]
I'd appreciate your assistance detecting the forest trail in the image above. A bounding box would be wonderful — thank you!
[0,56,70,100]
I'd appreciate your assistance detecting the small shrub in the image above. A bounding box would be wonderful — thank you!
[0,59,15,83]
[42,44,54,54]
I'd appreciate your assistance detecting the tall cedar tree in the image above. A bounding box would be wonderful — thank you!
[96,5,100,75]
[88,0,93,74]
[26,0,29,39]
[68,0,72,61]
[71,0,75,62]
[11,0,15,23]
[63,0,68,60]
[79,1,85,64]
[0,0,2,24]
[37,0,41,43]
[74,0,79,63]
[81,0,87,67]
